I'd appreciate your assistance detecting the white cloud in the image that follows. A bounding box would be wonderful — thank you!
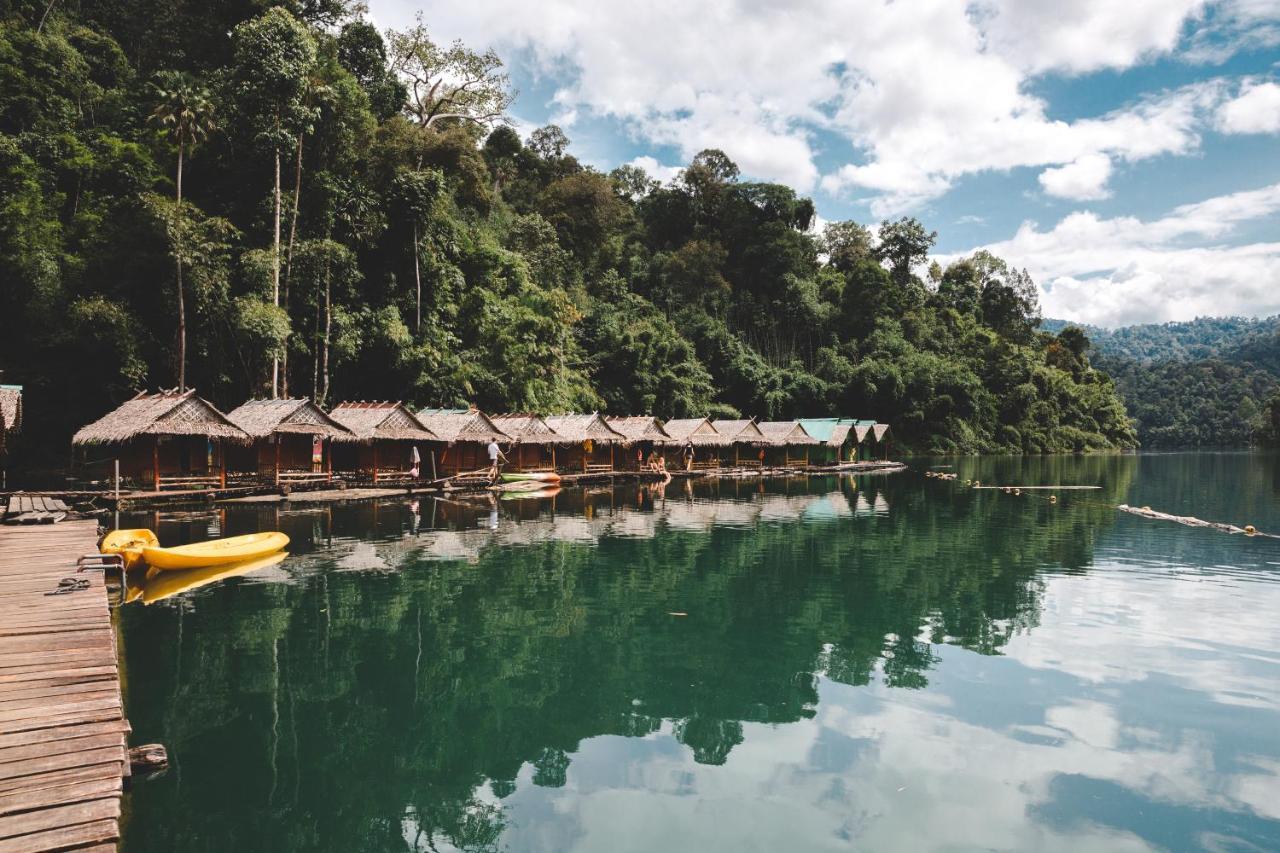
[373,0,1254,215]
[626,155,682,185]
[956,182,1280,326]
[1216,80,1280,134]
[1038,154,1114,200]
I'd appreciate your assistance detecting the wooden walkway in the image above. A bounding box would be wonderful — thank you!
[0,520,127,852]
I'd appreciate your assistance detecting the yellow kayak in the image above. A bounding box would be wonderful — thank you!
[142,552,288,603]
[101,529,160,571]
[141,531,289,571]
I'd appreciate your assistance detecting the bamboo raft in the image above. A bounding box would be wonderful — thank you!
[0,520,128,852]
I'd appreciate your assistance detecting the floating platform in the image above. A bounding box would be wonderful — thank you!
[0,520,129,852]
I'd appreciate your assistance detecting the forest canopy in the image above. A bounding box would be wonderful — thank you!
[0,0,1137,468]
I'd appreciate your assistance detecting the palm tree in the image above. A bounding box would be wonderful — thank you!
[148,71,216,391]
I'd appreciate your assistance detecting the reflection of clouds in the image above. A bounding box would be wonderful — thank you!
[1006,566,1280,710]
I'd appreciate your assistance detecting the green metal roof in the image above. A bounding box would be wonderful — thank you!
[797,418,839,442]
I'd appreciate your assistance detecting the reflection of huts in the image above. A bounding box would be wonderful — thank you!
[225,399,355,486]
[418,408,509,476]
[711,418,769,467]
[489,414,564,472]
[0,384,21,461]
[543,414,627,473]
[328,402,437,483]
[71,389,248,490]
[757,421,820,466]
[605,416,671,470]
[659,418,727,470]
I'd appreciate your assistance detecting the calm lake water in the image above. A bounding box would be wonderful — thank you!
[116,454,1280,852]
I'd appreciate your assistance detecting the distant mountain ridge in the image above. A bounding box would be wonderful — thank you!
[1041,316,1280,364]
[1041,316,1280,447]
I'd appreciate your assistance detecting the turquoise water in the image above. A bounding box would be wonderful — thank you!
[117,454,1280,851]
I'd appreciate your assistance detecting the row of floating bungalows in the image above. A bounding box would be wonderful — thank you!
[69,390,891,490]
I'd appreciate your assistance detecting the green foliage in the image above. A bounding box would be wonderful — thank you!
[0,1,1138,475]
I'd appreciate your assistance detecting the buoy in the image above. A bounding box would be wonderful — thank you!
[1049,495,1058,503]
[1014,489,1021,496]
[1245,525,1257,535]
[1141,506,1151,512]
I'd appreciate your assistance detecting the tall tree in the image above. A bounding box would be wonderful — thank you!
[148,71,216,392]
[228,7,317,397]
[386,14,513,130]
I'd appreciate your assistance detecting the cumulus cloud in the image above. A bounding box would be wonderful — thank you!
[1038,154,1114,200]
[626,155,683,185]
[1216,80,1280,134]
[374,0,1259,215]
[957,182,1280,326]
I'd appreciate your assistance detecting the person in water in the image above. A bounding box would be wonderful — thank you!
[487,439,506,481]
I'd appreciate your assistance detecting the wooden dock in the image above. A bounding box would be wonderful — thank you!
[0,520,128,852]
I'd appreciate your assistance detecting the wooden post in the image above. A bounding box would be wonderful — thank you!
[734,444,739,468]
[430,450,437,481]
[372,443,379,484]
[326,440,332,475]
[551,445,557,472]
[582,443,587,473]
[153,437,160,491]
[274,436,281,486]
[610,443,615,472]
[219,441,226,488]
[114,459,120,502]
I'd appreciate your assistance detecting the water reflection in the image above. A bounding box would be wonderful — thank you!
[118,456,1280,852]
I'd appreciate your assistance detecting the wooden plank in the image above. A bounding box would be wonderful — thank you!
[0,681,117,705]
[0,776,121,818]
[0,721,129,752]
[0,695,121,726]
[0,705,125,735]
[0,748,124,783]
[0,733,124,767]
[0,651,117,672]
[0,800,119,843]
[0,818,118,853]
[0,666,117,685]
[0,687,118,713]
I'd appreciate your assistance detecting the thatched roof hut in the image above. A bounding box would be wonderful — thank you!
[417,408,508,443]
[0,384,20,457]
[227,399,354,441]
[757,421,820,445]
[72,390,248,446]
[872,422,891,441]
[491,413,575,445]
[329,402,436,442]
[543,414,627,443]
[711,418,768,444]
[605,416,670,443]
[852,420,875,443]
[660,417,729,446]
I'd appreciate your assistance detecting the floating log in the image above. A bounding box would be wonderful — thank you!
[127,744,168,775]
[1117,504,1272,537]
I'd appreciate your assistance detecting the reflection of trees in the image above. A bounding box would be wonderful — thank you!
[120,460,1134,852]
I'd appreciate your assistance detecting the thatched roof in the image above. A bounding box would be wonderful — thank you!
[712,419,768,444]
[490,413,570,443]
[605,416,671,442]
[0,385,20,436]
[72,389,249,445]
[828,422,853,447]
[330,402,436,441]
[660,417,730,446]
[227,399,355,441]
[757,421,820,445]
[852,420,874,442]
[872,423,891,441]
[544,413,627,443]
[418,408,509,443]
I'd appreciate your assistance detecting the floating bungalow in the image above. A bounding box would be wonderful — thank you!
[798,418,858,464]
[328,402,437,483]
[418,408,510,477]
[659,418,728,470]
[757,421,820,467]
[488,414,564,472]
[852,420,892,460]
[225,399,355,486]
[605,416,672,470]
[543,414,628,473]
[711,418,770,467]
[71,389,248,490]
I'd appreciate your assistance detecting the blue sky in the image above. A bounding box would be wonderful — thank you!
[371,0,1280,326]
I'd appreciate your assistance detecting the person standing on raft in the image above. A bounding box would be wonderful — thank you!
[682,441,694,471]
[487,438,507,482]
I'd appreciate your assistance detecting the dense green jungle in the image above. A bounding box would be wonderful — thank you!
[2,0,1141,470]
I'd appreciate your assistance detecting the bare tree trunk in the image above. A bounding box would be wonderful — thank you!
[412,221,422,333]
[176,141,186,392]
[271,129,282,398]
[320,249,332,406]
[36,0,57,34]
[282,133,304,398]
